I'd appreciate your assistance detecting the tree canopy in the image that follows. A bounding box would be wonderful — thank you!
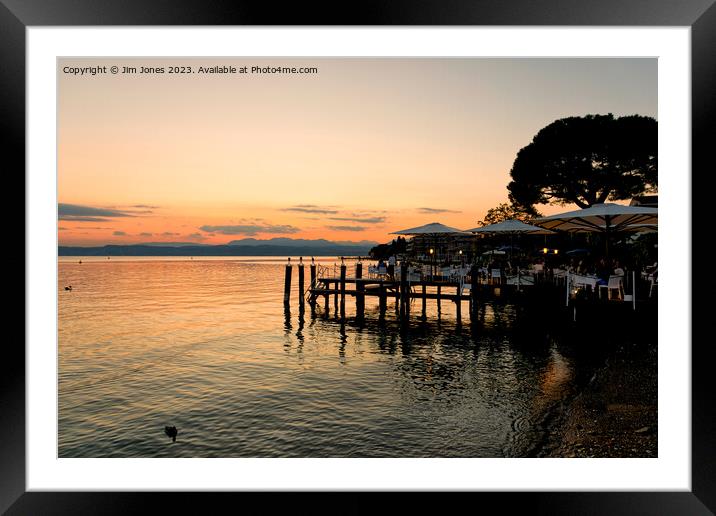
[507,114,657,211]
[477,202,540,227]
[369,236,407,260]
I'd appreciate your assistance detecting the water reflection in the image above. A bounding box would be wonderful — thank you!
[295,313,305,348]
[58,260,614,458]
[338,322,348,362]
[283,305,292,333]
[282,300,585,456]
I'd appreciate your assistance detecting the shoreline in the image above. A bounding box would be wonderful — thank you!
[537,341,657,458]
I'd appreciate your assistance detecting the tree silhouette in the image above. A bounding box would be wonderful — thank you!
[507,114,657,211]
[477,202,541,227]
[369,236,407,259]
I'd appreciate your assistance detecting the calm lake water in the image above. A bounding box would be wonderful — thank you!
[58,256,604,458]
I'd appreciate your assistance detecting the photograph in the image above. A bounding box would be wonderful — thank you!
[57,56,659,459]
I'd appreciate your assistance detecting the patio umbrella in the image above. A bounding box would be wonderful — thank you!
[464,219,554,235]
[390,222,468,275]
[534,203,657,256]
[534,203,657,232]
[391,222,467,235]
[464,219,554,262]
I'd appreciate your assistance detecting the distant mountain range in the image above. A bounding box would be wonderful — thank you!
[58,238,378,256]
[226,237,377,248]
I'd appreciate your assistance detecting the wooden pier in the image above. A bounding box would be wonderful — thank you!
[281,259,656,326]
[282,259,546,325]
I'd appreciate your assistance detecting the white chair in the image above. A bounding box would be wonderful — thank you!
[607,275,624,301]
[490,268,502,285]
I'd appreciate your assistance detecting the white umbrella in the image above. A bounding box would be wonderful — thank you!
[464,219,554,235]
[390,222,467,276]
[534,203,657,255]
[390,222,468,235]
[534,203,657,232]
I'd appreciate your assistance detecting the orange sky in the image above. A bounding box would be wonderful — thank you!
[58,58,657,246]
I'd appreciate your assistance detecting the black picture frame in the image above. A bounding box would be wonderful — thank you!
[3,1,714,513]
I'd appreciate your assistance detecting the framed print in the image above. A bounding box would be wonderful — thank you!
[4,0,715,513]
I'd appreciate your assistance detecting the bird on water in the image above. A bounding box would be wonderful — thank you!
[64,285,73,291]
[164,426,178,443]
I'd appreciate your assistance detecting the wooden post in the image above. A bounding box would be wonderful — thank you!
[334,280,339,315]
[379,283,387,319]
[455,285,462,324]
[437,284,442,317]
[395,278,400,313]
[340,264,347,319]
[324,291,329,317]
[400,263,408,320]
[283,262,292,305]
[355,262,364,320]
[470,264,478,322]
[310,261,317,309]
[298,262,305,312]
[421,283,427,320]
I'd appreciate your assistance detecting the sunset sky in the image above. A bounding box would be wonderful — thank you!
[58,58,657,246]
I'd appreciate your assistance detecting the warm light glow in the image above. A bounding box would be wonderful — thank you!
[429,248,434,255]
[553,249,559,255]
[543,248,549,254]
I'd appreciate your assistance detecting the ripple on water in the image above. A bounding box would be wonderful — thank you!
[58,258,593,458]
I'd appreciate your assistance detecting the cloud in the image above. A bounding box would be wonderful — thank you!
[327,225,366,232]
[329,216,385,224]
[284,205,339,215]
[113,231,127,236]
[58,227,68,231]
[187,233,206,241]
[130,204,160,209]
[417,207,462,214]
[59,203,143,221]
[139,232,153,237]
[161,232,180,236]
[199,224,301,236]
[60,216,113,222]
